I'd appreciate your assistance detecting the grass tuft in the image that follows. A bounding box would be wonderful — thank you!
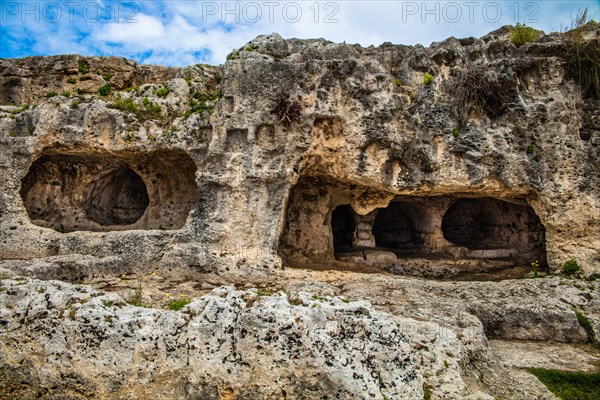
[509,23,542,47]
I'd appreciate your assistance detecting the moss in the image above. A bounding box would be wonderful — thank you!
[423,386,432,400]
[574,309,598,347]
[528,368,600,400]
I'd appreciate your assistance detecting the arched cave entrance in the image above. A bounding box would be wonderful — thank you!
[441,198,546,261]
[373,202,421,251]
[331,205,356,253]
[20,149,198,232]
[83,167,149,226]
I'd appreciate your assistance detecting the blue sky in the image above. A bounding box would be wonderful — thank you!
[1,1,598,66]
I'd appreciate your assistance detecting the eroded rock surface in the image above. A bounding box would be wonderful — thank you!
[1,26,599,277]
[0,279,459,399]
[1,24,600,400]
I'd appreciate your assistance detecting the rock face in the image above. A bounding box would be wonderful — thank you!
[1,26,599,278]
[1,24,600,399]
[0,280,454,399]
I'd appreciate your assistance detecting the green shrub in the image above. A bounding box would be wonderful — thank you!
[155,87,170,97]
[528,368,600,399]
[66,78,77,84]
[423,73,433,86]
[76,88,86,95]
[227,50,241,61]
[78,60,89,74]
[46,91,58,98]
[168,299,190,311]
[452,127,460,137]
[185,89,222,118]
[61,91,71,97]
[113,97,138,113]
[563,259,581,276]
[394,78,402,86]
[97,84,111,96]
[102,74,112,81]
[509,23,542,47]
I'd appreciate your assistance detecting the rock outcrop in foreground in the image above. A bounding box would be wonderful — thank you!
[0,24,599,399]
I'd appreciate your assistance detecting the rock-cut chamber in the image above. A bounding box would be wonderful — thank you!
[20,149,198,232]
[278,177,547,277]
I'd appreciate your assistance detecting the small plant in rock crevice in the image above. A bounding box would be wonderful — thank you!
[271,92,303,127]
[78,60,89,74]
[423,73,433,86]
[563,259,581,277]
[452,68,514,128]
[155,87,170,98]
[98,84,111,96]
[168,299,190,311]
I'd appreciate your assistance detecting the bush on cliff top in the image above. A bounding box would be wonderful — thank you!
[509,23,542,47]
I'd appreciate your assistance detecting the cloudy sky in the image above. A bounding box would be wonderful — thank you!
[1,1,598,65]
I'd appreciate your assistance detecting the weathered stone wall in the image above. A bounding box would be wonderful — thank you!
[0,25,599,278]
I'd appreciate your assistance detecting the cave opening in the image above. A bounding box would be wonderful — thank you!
[83,167,149,226]
[441,198,546,254]
[20,149,198,232]
[278,177,547,278]
[331,205,356,253]
[372,202,422,251]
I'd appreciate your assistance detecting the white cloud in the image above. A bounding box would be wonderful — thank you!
[2,0,598,65]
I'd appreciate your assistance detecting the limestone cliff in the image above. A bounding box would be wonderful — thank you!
[1,26,599,278]
[0,24,600,400]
